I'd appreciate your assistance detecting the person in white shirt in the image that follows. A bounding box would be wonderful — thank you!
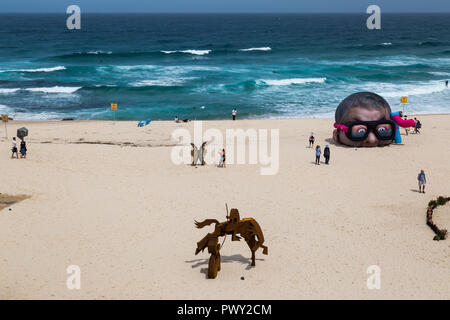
[232,108,237,121]
[11,137,18,159]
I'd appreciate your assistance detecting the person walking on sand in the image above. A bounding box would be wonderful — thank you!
[315,145,321,165]
[219,149,226,168]
[231,108,237,121]
[11,137,18,159]
[415,119,422,134]
[418,170,426,193]
[309,133,315,147]
[324,145,330,165]
[20,140,27,159]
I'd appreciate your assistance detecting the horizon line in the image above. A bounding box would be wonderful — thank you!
[1,11,450,14]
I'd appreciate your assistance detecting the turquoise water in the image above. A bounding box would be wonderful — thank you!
[0,14,449,120]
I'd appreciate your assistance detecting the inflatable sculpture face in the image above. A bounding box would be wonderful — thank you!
[332,92,413,147]
[194,208,268,279]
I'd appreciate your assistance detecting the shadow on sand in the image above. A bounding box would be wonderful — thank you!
[0,194,30,212]
[186,254,265,278]
[324,137,355,148]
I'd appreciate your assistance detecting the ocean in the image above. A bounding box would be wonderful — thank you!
[0,13,449,120]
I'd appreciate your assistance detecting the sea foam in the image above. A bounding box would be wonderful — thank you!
[364,80,448,98]
[239,47,272,51]
[132,77,196,87]
[86,50,112,55]
[162,50,211,55]
[259,78,326,86]
[0,88,20,94]
[26,86,81,94]
[0,66,66,73]
[0,104,12,113]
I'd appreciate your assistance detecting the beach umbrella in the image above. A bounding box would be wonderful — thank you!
[17,127,28,141]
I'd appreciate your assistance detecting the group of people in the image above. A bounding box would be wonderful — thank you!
[310,132,428,193]
[315,144,331,165]
[403,114,422,135]
[11,137,27,159]
[309,133,331,165]
[174,116,189,123]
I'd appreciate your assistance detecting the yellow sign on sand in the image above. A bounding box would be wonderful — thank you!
[111,103,118,111]
[1,115,8,122]
[401,97,408,103]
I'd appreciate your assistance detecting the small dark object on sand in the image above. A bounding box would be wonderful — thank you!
[62,118,74,121]
[241,277,245,280]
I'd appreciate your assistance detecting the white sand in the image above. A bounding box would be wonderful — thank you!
[0,115,449,299]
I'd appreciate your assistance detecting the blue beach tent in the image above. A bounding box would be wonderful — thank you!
[137,119,152,127]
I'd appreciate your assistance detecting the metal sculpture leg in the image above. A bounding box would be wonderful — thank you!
[245,237,257,266]
[207,237,220,279]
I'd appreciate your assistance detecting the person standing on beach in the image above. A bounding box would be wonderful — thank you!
[219,149,226,168]
[20,140,27,159]
[232,108,237,121]
[315,145,321,165]
[11,137,18,159]
[324,145,330,165]
[403,115,409,135]
[415,119,422,134]
[418,170,426,193]
[309,133,315,147]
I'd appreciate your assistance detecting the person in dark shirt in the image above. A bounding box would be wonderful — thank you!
[324,145,330,165]
[20,140,27,159]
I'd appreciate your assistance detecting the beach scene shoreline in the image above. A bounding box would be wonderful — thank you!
[1,13,450,121]
[1,115,449,299]
[1,9,450,301]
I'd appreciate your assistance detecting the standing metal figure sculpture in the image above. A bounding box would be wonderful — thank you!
[194,208,268,279]
[191,142,207,166]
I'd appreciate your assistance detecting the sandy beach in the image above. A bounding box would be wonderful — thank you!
[1,115,449,299]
